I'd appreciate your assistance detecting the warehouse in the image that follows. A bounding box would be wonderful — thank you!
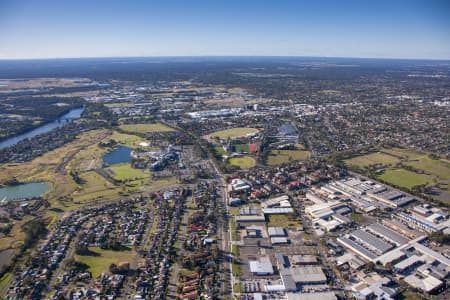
[263,207,294,215]
[337,237,377,260]
[280,266,327,285]
[350,230,393,254]
[268,227,287,237]
[271,237,289,244]
[249,256,274,275]
[366,223,410,246]
[394,254,425,273]
[289,255,319,265]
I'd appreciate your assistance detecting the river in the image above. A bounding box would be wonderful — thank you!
[0,106,85,149]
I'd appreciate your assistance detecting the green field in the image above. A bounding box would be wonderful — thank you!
[119,123,175,134]
[267,214,301,229]
[108,163,150,181]
[208,127,259,140]
[404,156,450,181]
[235,144,250,152]
[347,148,450,196]
[228,156,255,169]
[345,152,400,168]
[109,131,147,148]
[214,146,226,156]
[267,149,310,165]
[377,169,434,189]
[75,246,136,278]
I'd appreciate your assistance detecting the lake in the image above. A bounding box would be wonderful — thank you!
[0,182,49,201]
[0,106,85,149]
[102,146,132,165]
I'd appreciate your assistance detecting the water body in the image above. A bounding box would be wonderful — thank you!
[102,146,132,165]
[0,182,49,201]
[0,106,85,149]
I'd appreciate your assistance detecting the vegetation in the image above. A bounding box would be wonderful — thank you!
[428,231,450,245]
[344,152,400,168]
[108,163,150,181]
[228,156,255,169]
[119,123,175,134]
[22,219,47,250]
[267,214,301,229]
[267,149,310,165]
[377,169,434,190]
[74,246,136,278]
[208,127,259,140]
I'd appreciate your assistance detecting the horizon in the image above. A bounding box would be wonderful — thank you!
[1,0,450,60]
[1,55,450,62]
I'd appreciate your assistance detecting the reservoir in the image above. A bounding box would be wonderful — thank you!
[102,146,132,165]
[0,182,49,201]
[0,106,85,149]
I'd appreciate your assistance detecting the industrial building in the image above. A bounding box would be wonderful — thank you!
[249,256,274,275]
[268,227,287,237]
[366,223,410,246]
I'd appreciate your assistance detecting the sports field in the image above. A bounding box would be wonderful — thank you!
[267,149,310,165]
[75,246,136,278]
[208,127,259,140]
[344,152,400,168]
[119,123,175,134]
[229,156,255,169]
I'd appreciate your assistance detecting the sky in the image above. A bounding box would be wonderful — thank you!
[0,0,449,60]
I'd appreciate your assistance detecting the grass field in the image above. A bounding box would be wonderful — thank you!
[71,171,123,204]
[267,149,310,165]
[109,131,147,148]
[119,123,175,134]
[228,156,255,169]
[208,127,259,140]
[104,102,135,107]
[381,148,422,160]
[235,144,250,153]
[345,152,400,168]
[108,164,150,181]
[404,156,450,181]
[347,148,450,196]
[377,169,434,189]
[214,146,226,156]
[267,214,301,229]
[75,246,136,278]
[0,272,12,291]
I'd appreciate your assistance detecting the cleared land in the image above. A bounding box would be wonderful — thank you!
[119,123,175,134]
[208,127,259,140]
[267,149,310,165]
[228,156,255,169]
[345,152,400,168]
[267,215,301,229]
[75,246,136,278]
[108,163,150,181]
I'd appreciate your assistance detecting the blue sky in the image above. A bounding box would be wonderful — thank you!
[0,0,449,59]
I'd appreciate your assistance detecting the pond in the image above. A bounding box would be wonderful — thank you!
[102,146,132,165]
[0,182,49,201]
